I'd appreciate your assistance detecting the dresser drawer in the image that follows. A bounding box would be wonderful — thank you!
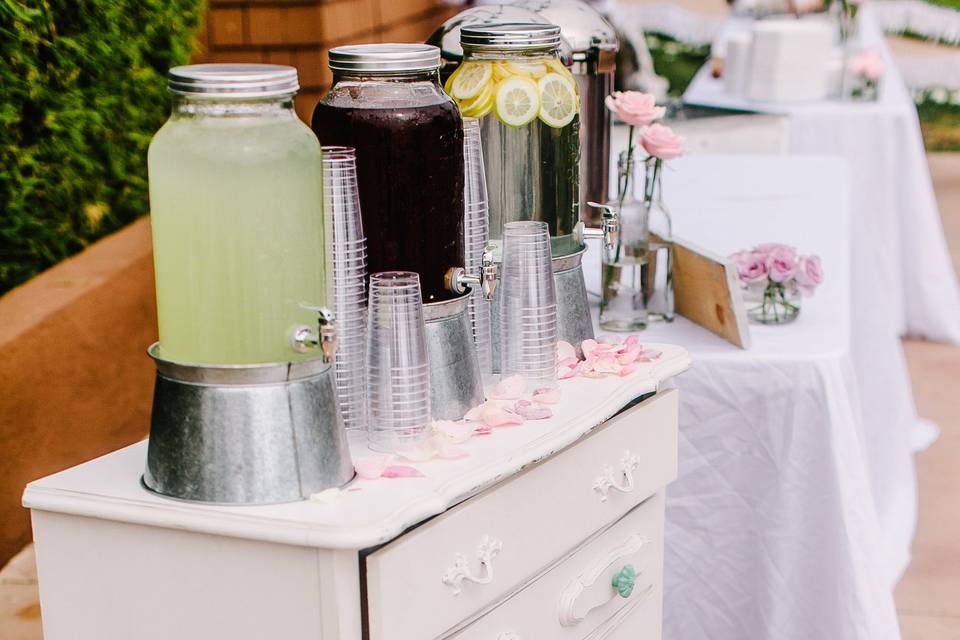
[451,492,665,640]
[365,390,678,640]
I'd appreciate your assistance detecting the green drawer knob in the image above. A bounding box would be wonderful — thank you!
[612,564,637,598]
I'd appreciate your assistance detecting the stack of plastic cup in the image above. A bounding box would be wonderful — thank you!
[462,117,493,374]
[366,271,432,452]
[499,221,558,389]
[323,146,368,432]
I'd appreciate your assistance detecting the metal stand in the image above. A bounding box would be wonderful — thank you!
[424,297,485,420]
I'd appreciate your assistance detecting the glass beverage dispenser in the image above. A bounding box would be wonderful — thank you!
[144,64,352,505]
[312,45,487,419]
[448,23,594,358]
[149,64,330,365]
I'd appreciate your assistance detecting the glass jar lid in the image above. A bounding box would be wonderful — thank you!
[460,22,562,52]
[168,64,299,98]
[328,44,441,74]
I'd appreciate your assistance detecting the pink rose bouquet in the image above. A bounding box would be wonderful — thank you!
[730,243,823,324]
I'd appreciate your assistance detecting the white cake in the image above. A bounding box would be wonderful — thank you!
[745,20,833,102]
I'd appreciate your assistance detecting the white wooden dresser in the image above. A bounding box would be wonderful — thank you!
[23,344,689,640]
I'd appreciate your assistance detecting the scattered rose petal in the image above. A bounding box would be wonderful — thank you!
[515,399,553,420]
[637,349,662,362]
[582,370,608,379]
[594,355,621,374]
[618,364,638,377]
[464,401,489,422]
[433,435,469,459]
[558,363,580,380]
[354,454,393,480]
[557,340,577,361]
[623,335,640,349]
[309,488,342,503]
[382,465,425,478]
[558,356,579,369]
[434,419,475,444]
[481,404,525,427]
[532,387,561,404]
[397,439,439,462]
[617,349,640,365]
[490,375,527,400]
[581,338,599,358]
[474,425,494,436]
[593,342,617,354]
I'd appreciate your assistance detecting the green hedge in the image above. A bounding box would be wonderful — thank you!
[0,0,204,294]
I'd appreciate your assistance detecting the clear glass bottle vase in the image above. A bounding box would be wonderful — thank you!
[599,152,650,331]
[642,156,675,322]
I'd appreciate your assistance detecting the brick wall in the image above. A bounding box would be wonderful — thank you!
[195,0,461,122]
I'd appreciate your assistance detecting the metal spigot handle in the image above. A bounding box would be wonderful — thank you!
[587,202,621,251]
[291,306,337,363]
[444,246,499,301]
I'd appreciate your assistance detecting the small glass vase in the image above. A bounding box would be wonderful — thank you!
[742,281,802,325]
[849,76,879,102]
[599,152,649,332]
[642,156,675,323]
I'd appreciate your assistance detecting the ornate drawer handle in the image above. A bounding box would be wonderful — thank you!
[441,535,502,596]
[559,534,652,627]
[592,450,640,502]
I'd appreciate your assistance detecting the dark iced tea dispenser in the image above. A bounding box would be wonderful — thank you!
[312,44,466,303]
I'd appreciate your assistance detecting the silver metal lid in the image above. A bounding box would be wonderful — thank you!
[426,6,548,61]
[512,0,618,53]
[460,22,562,52]
[328,43,441,74]
[168,63,299,98]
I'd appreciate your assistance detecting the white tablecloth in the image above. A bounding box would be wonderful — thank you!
[586,155,918,640]
[682,5,960,345]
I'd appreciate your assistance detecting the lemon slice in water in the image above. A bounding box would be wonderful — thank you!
[495,76,540,127]
[506,61,548,79]
[451,62,492,101]
[461,83,494,118]
[538,73,577,128]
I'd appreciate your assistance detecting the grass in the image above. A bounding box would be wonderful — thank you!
[918,101,960,151]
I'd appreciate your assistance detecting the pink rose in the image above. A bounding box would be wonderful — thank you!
[730,250,768,284]
[604,91,665,127]
[640,124,684,160]
[847,48,885,81]
[794,255,824,296]
[765,245,798,283]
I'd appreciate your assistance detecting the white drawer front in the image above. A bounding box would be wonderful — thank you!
[451,493,665,640]
[365,390,678,640]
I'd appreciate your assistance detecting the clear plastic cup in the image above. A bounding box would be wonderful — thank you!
[366,271,432,452]
[462,117,493,374]
[323,146,369,432]
[499,221,558,389]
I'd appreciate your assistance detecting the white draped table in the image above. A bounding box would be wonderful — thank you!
[586,155,918,640]
[681,5,960,345]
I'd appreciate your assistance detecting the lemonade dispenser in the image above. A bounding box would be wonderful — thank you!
[447,23,594,365]
[144,64,353,504]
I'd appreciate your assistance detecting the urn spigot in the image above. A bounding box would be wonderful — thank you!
[445,246,498,301]
[586,202,621,251]
[291,306,337,363]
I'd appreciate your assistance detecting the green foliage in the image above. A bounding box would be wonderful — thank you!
[644,32,711,97]
[0,0,204,293]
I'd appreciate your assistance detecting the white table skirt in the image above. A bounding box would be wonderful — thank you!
[586,155,915,640]
[681,5,960,346]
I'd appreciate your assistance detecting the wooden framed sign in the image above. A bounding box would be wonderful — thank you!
[671,236,752,349]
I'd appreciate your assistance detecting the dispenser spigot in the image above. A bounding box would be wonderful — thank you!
[586,202,621,251]
[445,246,498,301]
[291,306,337,363]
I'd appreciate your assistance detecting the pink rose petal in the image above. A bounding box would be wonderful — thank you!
[397,440,438,462]
[637,349,662,362]
[558,364,579,380]
[490,375,526,400]
[581,338,599,358]
[515,399,553,420]
[594,355,621,374]
[482,404,525,427]
[474,425,494,436]
[434,419,475,444]
[433,435,470,459]
[354,454,393,480]
[618,363,638,377]
[558,356,579,369]
[532,387,561,404]
[617,349,640,365]
[624,335,640,349]
[382,465,425,478]
[557,340,577,362]
[464,401,488,422]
